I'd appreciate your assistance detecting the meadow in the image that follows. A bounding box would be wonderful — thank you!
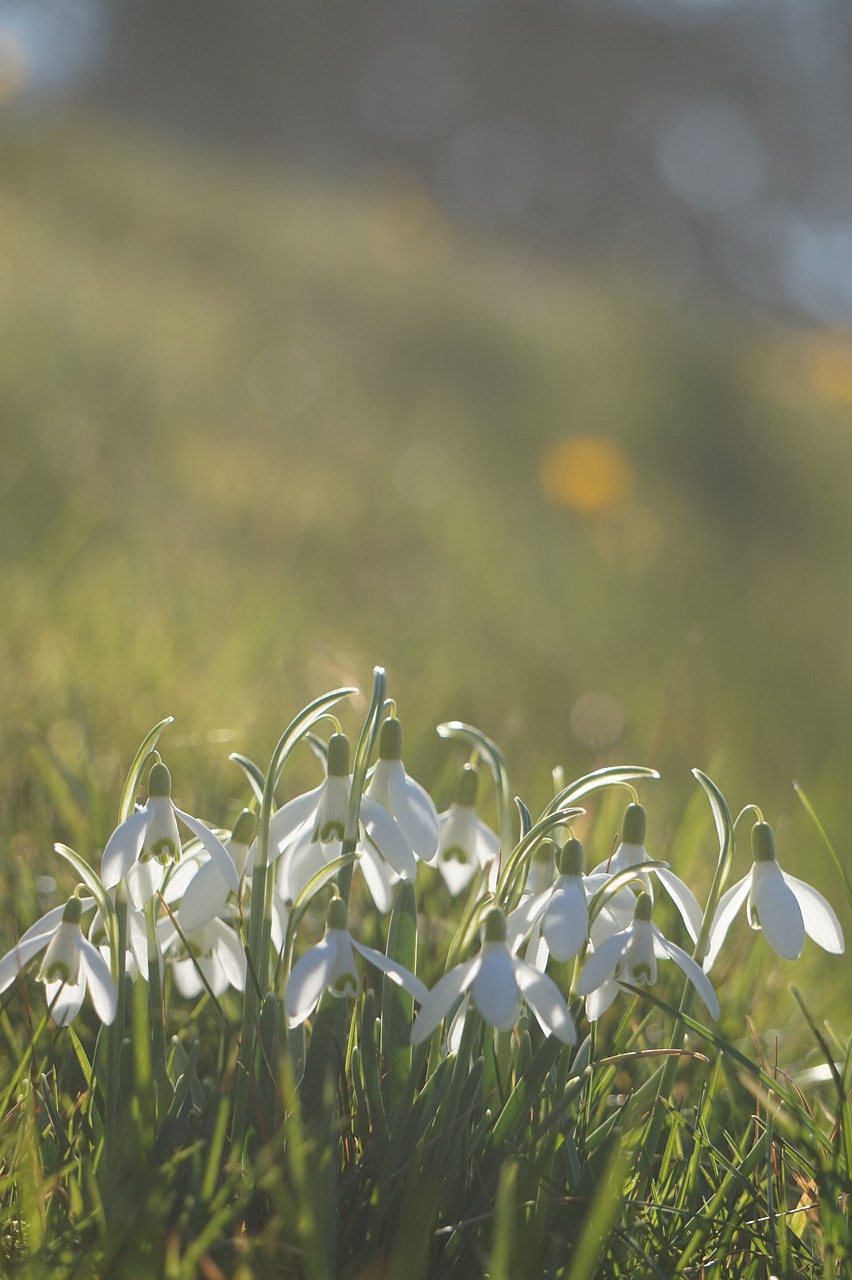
[0,117,850,1277]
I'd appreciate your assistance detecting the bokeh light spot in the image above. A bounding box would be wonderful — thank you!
[807,335,852,407]
[570,692,625,749]
[538,436,634,514]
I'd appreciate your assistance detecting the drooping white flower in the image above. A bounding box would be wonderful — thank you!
[590,804,703,943]
[704,821,845,972]
[270,734,418,913]
[435,765,500,897]
[576,892,719,1022]
[177,808,258,933]
[411,908,576,1045]
[285,896,428,1027]
[101,763,239,910]
[365,717,439,863]
[159,913,246,999]
[0,896,117,1026]
[507,838,636,965]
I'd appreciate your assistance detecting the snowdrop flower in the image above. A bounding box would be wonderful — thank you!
[591,804,703,944]
[435,765,500,896]
[285,897,428,1027]
[101,762,239,910]
[704,821,844,972]
[0,896,117,1026]
[507,839,635,964]
[270,734,417,913]
[178,808,258,933]
[159,914,246,1000]
[366,717,439,863]
[411,908,576,1045]
[576,892,719,1022]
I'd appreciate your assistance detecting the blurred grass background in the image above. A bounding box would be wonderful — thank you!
[1,117,851,1031]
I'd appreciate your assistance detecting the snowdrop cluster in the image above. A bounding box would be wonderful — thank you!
[0,686,845,1068]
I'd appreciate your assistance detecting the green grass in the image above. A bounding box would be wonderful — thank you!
[0,113,850,1277]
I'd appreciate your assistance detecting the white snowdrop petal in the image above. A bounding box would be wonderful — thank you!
[126,858,164,910]
[101,809,148,889]
[785,873,845,955]
[387,769,440,861]
[654,867,704,943]
[437,854,480,897]
[752,861,805,960]
[411,958,479,1045]
[585,978,621,1021]
[285,937,337,1027]
[351,939,430,1006]
[576,931,632,997]
[78,937,118,1025]
[703,874,751,972]
[281,821,338,903]
[179,859,231,933]
[505,890,550,953]
[173,807,239,894]
[268,784,326,855]
[358,847,397,914]
[45,978,85,1026]
[542,878,589,963]
[472,945,521,1029]
[361,798,418,881]
[514,959,576,1043]
[171,957,205,1000]
[654,927,720,1021]
[473,819,500,868]
[0,933,55,994]
[209,919,247,991]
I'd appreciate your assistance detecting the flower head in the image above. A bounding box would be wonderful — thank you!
[178,807,258,933]
[704,821,845,972]
[591,804,703,943]
[0,896,117,1026]
[366,717,440,863]
[101,762,239,909]
[435,765,500,896]
[270,734,418,913]
[576,892,719,1022]
[285,896,428,1027]
[411,908,576,1045]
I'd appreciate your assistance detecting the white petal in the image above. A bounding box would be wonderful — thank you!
[128,905,151,979]
[752,861,805,960]
[268,784,325,855]
[161,850,207,904]
[101,809,148,889]
[542,878,589,963]
[18,901,92,949]
[438,805,476,861]
[45,978,85,1026]
[472,945,522,1030]
[285,937,337,1027]
[78,937,118,1025]
[125,858,164,910]
[505,890,550,953]
[446,994,470,1053]
[654,867,704,944]
[171,956,206,999]
[785,873,845,955]
[653,925,720,1021]
[514,959,576,1043]
[437,853,480,896]
[473,818,500,868]
[575,930,632,996]
[173,807,239,894]
[0,933,55,994]
[387,768,439,861]
[585,978,621,1021]
[179,859,231,933]
[703,873,751,972]
[208,919,247,991]
[351,939,430,1005]
[360,797,418,881]
[280,820,338,903]
[357,848,397,914]
[411,958,479,1045]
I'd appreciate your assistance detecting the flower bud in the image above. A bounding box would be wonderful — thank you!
[378,717,403,762]
[148,761,172,797]
[751,822,776,863]
[622,803,646,846]
[453,764,479,808]
[326,733,351,778]
[558,838,584,877]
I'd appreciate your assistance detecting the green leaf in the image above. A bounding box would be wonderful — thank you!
[793,780,852,915]
[228,752,266,806]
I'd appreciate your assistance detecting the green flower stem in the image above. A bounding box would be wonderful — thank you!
[233,684,357,1153]
[639,769,734,1185]
[105,889,128,1155]
[145,899,167,1087]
